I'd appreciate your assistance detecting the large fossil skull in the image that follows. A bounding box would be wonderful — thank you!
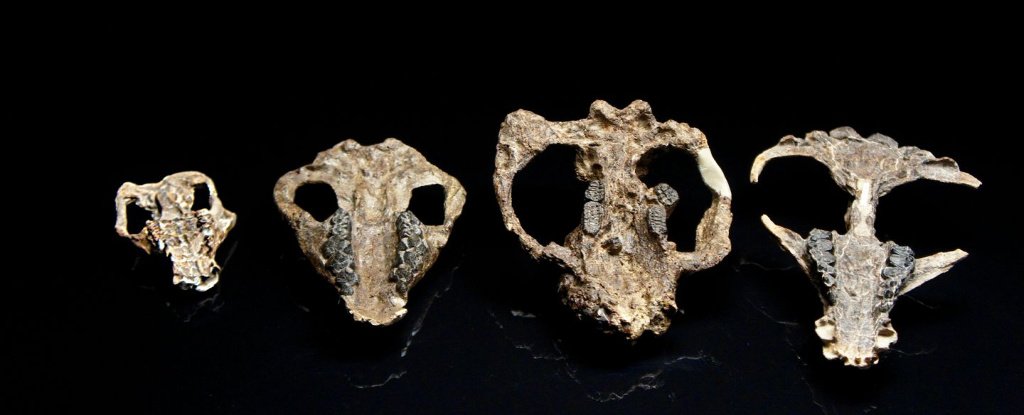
[114,171,237,292]
[274,139,466,326]
[751,127,980,367]
[495,100,733,339]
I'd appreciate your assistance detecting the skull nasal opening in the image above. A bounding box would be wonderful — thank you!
[512,144,588,245]
[636,146,710,252]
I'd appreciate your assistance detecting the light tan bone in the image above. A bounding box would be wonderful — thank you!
[274,139,466,326]
[751,127,980,367]
[495,100,733,339]
[115,171,237,292]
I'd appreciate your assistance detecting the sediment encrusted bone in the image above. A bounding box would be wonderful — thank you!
[494,100,733,339]
[274,139,466,326]
[751,127,980,367]
[114,171,237,292]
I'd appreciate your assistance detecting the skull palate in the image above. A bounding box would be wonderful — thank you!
[494,100,733,339]
[752,127,980,367]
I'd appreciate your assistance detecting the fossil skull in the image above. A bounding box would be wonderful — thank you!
[114,171,237,292]
[751,127,980,367]
[274,139,466,326]
[495,100,733,339]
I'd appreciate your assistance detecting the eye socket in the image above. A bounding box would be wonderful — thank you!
[192,183,212,211]
[877,180,978,255]
[294,182,339,222]
[512,144,588,245]
[125,200,154,234]
[636,146,710,251]
[407,184,446,225]
[753,157,850,235]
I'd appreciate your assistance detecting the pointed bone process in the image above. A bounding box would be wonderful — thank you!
[751,127,980,367]
[495,100,733,339]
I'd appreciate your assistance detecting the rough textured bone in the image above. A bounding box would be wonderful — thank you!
[274,139,466,326]
[751,127,980,367]
[114,171,236,292]
[495,100,733,339]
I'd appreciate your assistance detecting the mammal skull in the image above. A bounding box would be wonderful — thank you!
[495,100,733,339]
[274,139,466,326]
[751,127,981,367]
[114,171,237,292]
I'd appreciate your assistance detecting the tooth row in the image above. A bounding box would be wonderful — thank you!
[807,229,837,299]
[322,208,358,295]
[391,211,428,294]
[877,245,914,312]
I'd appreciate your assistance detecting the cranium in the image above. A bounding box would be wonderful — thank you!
[114,171,237,292]
[751,127,981,367]
[494,100,733,339]
[274,139,466,326]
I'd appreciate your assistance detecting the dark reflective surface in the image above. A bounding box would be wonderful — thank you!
[14,31,1021,414]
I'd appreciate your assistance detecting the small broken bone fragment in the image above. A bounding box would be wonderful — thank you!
[752,126,980,367]
[602,237,623,254]
[274,138,466,326]
[494,100,733,339]
[114,171,237,292]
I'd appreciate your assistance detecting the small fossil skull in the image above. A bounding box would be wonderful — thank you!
[114,171,237,292]
[495,100,733,339]
[274,139,466,326]
[751,127,981,367]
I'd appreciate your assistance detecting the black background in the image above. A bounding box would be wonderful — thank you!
[10,25,1023,414]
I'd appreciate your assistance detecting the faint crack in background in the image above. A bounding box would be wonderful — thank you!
[488,306,714,402]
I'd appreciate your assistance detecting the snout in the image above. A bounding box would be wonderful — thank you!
[171,263,220,292]
[816,315,890,368]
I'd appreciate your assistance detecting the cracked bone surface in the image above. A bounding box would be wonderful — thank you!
[115,171,237,292]
[751,127,980,367]
[494,100,733,339]
[274,139,466,326]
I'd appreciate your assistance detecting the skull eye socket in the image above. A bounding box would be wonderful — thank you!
[125,199,153,234]
[877,180,977,256]
[636,146,709,251]
[512,144,588,245]
[407,184,446,226]
[753,157,849,235]
[192,183,212,211]
[294,182,339,222]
